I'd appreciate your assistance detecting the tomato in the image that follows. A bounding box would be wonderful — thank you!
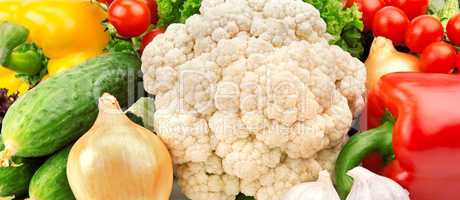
[342,0,356,7]
[356,0,386,31]
[447,13,460,46]
[386,0,429,19]
[420,42,457,73]
[108,0,151,38]
[145,0,158,24]
[405,15,444,53]
[140,28,165,53]
[372,6,410,44]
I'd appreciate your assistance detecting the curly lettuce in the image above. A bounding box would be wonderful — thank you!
[304,0,364,58]
[157,0,202,28]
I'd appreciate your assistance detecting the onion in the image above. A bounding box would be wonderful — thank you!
[67,93,173,200]
[365,37,420,89]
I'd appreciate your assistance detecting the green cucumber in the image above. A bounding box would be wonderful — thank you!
[29,146,75,200]
[1,52,141,159]
[0,137,39,198]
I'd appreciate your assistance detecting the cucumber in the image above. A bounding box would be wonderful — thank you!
[29,146,75,200]
[0,137,39,198]
[1,53,141,158]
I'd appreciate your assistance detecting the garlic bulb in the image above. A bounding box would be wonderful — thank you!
[67,93,173,200]
[282,171,340,200]
[346,167,410,200]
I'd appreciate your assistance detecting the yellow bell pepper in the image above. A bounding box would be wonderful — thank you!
[0,0,109,93]
[0,67,28,95]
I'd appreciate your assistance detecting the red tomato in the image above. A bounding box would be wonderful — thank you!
[108,0,151,38]
[386,0,429,19]
[372,6,410,44]
[456,53,460,73]
[140,28,165,53]
[139,0,158,24]
[447,13,460,46]
[356,0,386,31]
[405,15,444,53]
[420,42,457,73]
[342,0,356,7]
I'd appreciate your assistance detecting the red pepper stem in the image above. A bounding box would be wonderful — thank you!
[335,120,395,200]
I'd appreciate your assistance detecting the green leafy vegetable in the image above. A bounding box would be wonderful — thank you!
[304,0,364,58]
[104,22,141,56]
[433,0,459,26]
[157,0,202,28]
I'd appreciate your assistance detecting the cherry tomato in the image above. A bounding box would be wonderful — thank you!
[108,0,151,38]
[405,15,444,53]
[342,0,356,7]
[420,42,457,73]
[372,6,410,44]
[140,28,165,53]
[456,53,460,73]
[447,13,460,46]
[356,0,386,31]
[386,0,429,19]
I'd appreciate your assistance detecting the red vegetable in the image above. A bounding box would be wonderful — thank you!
[140,28,164,53]
[405,15,444,53]
[386,0,429,19]
[372,6,410,44]
[447,13,460,45]
[108,0,151,38]
[420,42,457,73]
[356,0,386,31]
[336,73,460,200]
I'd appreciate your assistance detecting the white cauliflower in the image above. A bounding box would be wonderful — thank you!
[141,0,366,199]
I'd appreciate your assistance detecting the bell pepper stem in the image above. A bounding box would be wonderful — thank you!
[335,119,395,200]
[0,22,46,75]
[0,22,29,64]
[4,43,46,75]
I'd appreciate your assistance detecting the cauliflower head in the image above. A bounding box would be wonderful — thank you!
[141,0,366,199]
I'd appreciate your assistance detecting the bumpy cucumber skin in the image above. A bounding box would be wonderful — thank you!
[0,138,38,198]
[29,146,75,200]
[1,53,141,157]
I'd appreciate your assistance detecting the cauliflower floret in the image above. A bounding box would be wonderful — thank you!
[142,0,366,199]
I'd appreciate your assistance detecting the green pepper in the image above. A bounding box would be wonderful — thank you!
[0,22,45,75]
[335,112,395,199]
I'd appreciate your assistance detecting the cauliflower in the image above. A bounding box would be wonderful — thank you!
[141,0,366,199]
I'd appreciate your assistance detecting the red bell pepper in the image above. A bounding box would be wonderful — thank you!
[335,72,460,200]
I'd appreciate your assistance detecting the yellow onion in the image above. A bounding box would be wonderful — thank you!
[365,37,420,89]
[67,93,173,200]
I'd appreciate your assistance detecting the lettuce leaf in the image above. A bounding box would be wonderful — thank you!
[304,0,364,58]
[157,0,202,28]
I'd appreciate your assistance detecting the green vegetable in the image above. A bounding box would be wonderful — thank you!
[0,22,28,65]
[29,146,75,200]
[304,0,364,58]
[126,97,155,130]
[433,0,459,26]
[0,22,46,76]
[105,22,141,56]
[335,112,395,199]
[157,0,202,28]
[0,53,141,161]
[0,137,39,198]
